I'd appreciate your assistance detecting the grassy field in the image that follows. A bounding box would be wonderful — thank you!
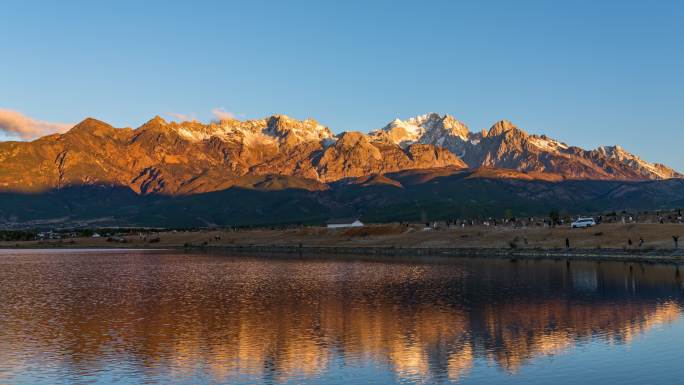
[4,223,683,251]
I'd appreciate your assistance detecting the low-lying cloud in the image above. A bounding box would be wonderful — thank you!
[0,108,72,140]
[165,112,197,122]
[211,108,235,121]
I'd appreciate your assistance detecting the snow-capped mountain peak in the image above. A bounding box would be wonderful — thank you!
[370,113,471,147]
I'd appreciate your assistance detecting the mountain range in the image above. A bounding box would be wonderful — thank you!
[1,113,682,227]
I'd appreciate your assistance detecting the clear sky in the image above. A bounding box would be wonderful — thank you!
[1,0,683,169]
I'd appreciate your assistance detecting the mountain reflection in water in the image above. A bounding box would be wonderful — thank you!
[0,251,682,384]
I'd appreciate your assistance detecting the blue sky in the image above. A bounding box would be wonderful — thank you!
[1,0,683,169]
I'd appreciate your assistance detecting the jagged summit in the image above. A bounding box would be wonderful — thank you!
[264,115,334,144]
[148,115,168,125]
[485,120,519,137]
[592,145,682,179]
[71,117,112,129]
[66,117,120,139]
[595,144,628,156]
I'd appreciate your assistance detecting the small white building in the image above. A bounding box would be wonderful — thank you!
[326,218,364,229]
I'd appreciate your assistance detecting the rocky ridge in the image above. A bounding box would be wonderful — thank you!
[0,113,679,195]
[370,113,681,180]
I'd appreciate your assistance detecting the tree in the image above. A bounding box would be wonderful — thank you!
[549,210,560,226]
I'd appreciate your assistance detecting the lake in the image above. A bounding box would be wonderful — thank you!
[1,250,683,384]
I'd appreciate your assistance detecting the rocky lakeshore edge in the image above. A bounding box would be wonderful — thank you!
[180,244,684,264]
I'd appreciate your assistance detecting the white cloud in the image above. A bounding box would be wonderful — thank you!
[0,108,72,140]
[164,112,196,122]
[211,108,235,121]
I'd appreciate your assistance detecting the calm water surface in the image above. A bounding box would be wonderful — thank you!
[1,250,683,384]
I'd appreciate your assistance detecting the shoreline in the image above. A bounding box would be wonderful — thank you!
[3,243,683,265]
[2,222,683,264]
[183,244,684,264]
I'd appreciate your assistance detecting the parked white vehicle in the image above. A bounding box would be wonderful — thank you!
[571,217,596,228]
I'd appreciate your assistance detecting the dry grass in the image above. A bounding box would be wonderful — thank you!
[2,223,682,251]
[340,224,409,237]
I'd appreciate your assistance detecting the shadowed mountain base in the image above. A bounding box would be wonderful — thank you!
[2,169,684,228]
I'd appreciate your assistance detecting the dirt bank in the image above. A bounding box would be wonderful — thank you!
[3,223,684,263]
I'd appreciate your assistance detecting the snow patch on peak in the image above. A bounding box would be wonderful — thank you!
[404,112,442,126]
[167,115,333,147]
[529,135,569,153]
[596,145,632,160]
[383,117,423,138]
[176,127,209,141]
[265,116,334,144]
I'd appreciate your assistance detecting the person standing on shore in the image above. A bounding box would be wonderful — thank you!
[674,235,680,249]
[565,238,570,249]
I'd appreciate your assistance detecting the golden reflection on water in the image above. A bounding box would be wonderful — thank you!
[0,252,682,384]
[481,301,681,373]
